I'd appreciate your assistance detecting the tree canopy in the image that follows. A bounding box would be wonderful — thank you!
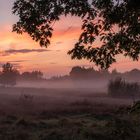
[12,0,140,69]
[0,63,19,86]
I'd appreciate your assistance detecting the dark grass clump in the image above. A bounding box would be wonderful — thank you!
[108,77,140,98]
[129,101,140,114]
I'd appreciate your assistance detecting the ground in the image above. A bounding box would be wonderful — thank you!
[0,87,139,140]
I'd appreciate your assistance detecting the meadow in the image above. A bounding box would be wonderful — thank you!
[0,86,139,140]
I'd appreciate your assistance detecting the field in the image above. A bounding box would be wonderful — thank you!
[0,87,140,140]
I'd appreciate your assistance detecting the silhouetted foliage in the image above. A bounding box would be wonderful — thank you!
[129,101,140,114]
[108,77,140,97]
[50,75,70,81]
[0,63,44,83]
[124,69,140,82]
[49,66,140,82]
[0,63,19,87]
[21,71,43,80]
[13,0,140,69]
[108,118,135,140]
[1,63,140,84]
[111,69,120,78]
[70,66,101,80]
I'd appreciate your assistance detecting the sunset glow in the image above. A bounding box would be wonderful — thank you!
[0,0,140,78]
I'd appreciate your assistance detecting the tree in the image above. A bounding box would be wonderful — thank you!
[70,66,99,79]
[31,71,43,80]
[108,77,140,97]
[112,69,118,75]
[0,63,19,87]
[12,0,140,69]
[21,70,43,80]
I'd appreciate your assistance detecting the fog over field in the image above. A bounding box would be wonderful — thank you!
[1,60,140,121]
[16,80,108,92]
[0,78,137,117]
[0,65,140,116]
[1,60,140,140]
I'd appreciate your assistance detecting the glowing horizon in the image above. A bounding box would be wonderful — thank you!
[0,0,140,78]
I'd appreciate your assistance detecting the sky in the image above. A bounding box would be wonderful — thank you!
[0,0,140,78]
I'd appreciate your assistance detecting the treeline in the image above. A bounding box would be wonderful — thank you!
[1,63,140,87]
[0,63,44,86]
[51,67,113,81]
[51,66,140,82]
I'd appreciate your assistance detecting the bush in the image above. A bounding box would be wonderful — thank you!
[108,77,140,97]
[129,101,140,114]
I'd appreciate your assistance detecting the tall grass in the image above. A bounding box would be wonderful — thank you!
[108,77,140,98]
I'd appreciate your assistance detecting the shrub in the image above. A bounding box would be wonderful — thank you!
[129,101,140,114]
[108,77,140,97]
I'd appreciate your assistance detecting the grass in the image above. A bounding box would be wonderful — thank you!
[108,77,140,98]
[0,86,140,140]
[0,101,140,140]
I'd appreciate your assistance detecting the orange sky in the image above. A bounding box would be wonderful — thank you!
[0,1,140,78]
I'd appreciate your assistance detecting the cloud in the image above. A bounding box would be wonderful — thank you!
[52,25,81,41]
[50,62,57,65]
[56,41,63,45]
[12,63,22,69]
[0,60,28,65]
[8,60,28,63]
[0,59,28,68]
[55,50,61,52]
[1,49,50,56]
[67,64,94,68]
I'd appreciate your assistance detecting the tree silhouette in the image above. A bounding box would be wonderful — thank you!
[12,0,140,69]
[70,66,99,79]
[31,71,43,80]
[21,71,43,80]
[0,63,19,87]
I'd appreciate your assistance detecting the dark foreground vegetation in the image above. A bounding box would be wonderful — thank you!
[0,86,140,140]
[108,77,140,98]
[0,63,140,139]
[0,99,140,140]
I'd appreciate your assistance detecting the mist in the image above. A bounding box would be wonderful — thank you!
[1,65,140,115]
[16,79,108,92]
[0,77,135,116]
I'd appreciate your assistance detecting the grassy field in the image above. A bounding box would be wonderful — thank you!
[0,87,139,140]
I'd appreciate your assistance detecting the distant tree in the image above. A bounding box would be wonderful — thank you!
[100,69,110,75]
[108,77,140,97]
[124,69,140,82]
[112,69,118,75]
[70,66,84,79]
[50,75,69,81]
[111,69,120,78]
[21,70,43,80]
[31,71,43,80]
[0,63,19,87]
[99,69,110,79]
[70,66,99,79]
[21,72,30,80]
[13,0,140,69]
